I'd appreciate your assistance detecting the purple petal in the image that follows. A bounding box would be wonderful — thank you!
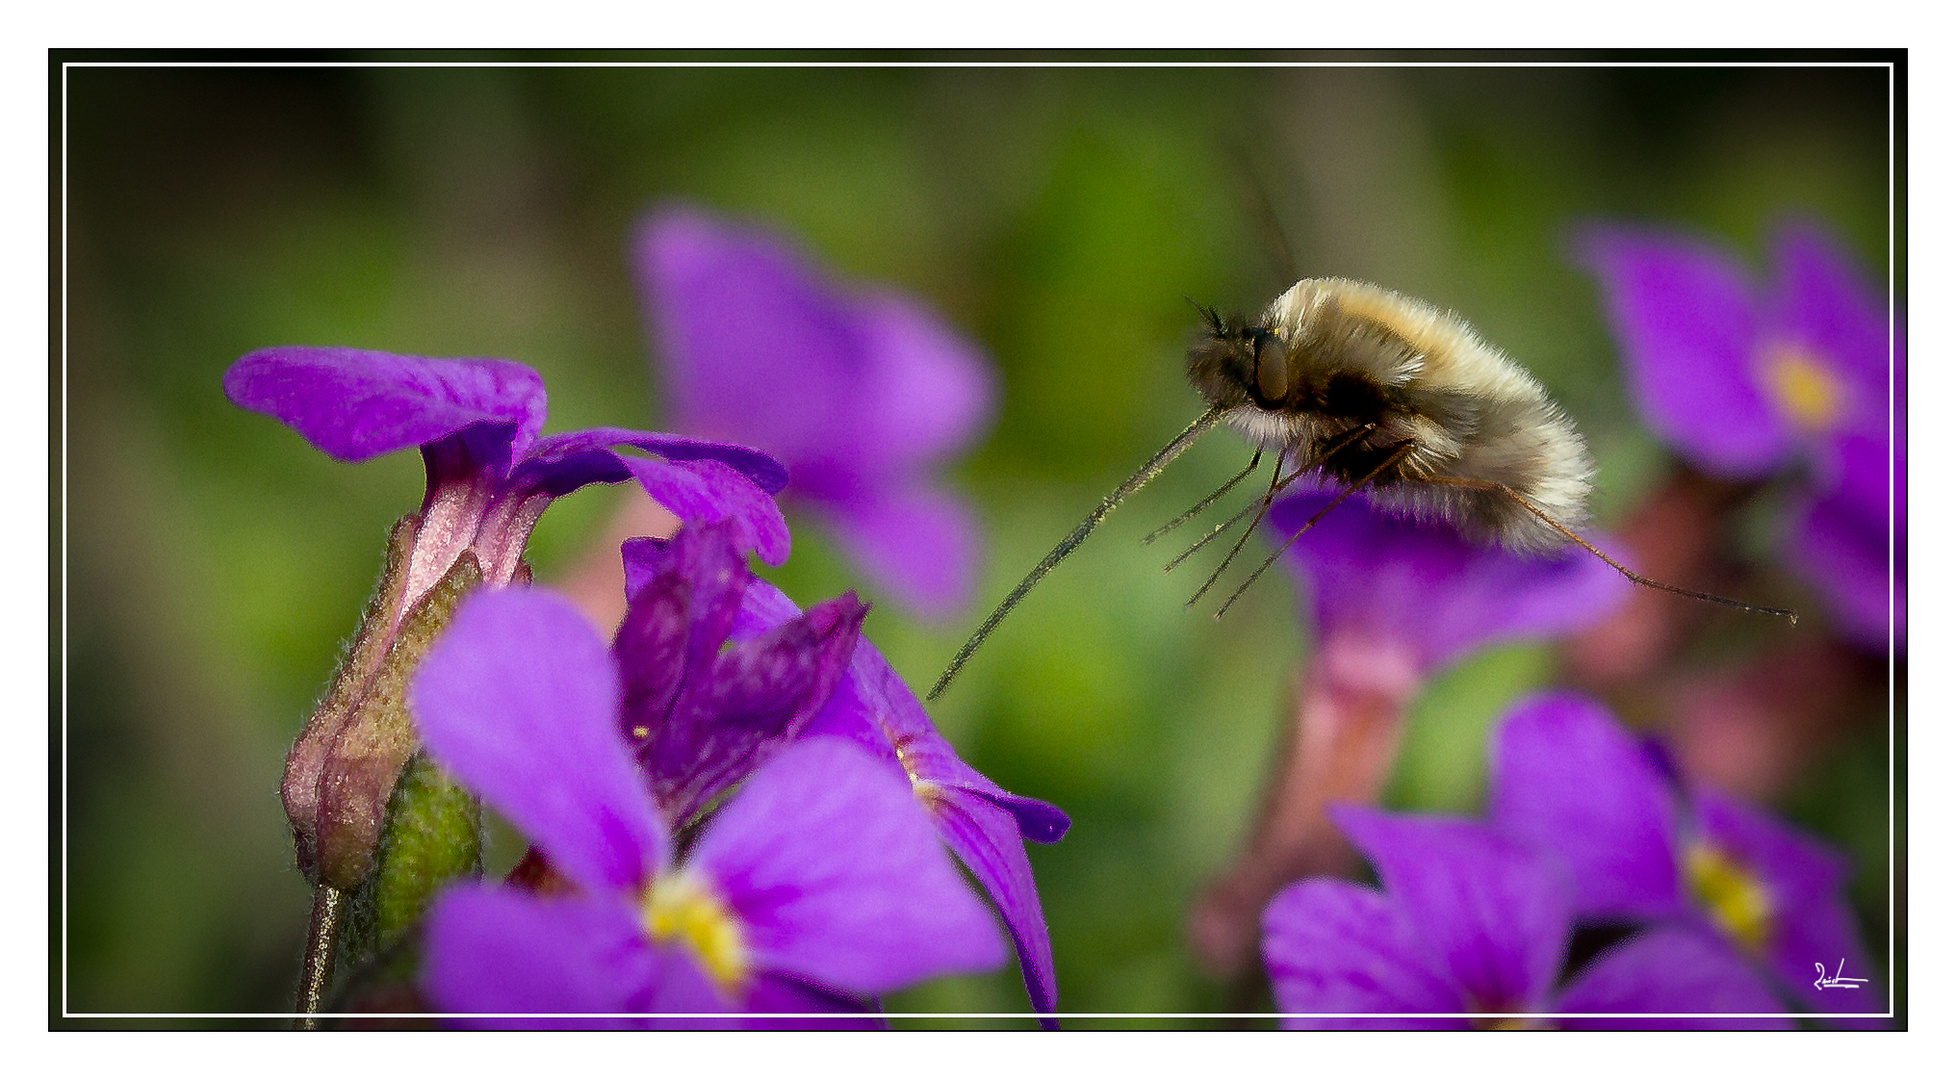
[1787,433,1902,650]
[1273,492,1631,672]
[514,427,788,498]
[851,289,997,469]
[1556,925,1792,1029]
[1488,692,1687,921]
[1333,806,1571,1013]
[648,592,869,824]
[1573,226,1790,477]
[927,787,1060,1024]
[688,737,1007,995]
[816,485,982,618]
[637,206,863,470]
[422,884,733,1028]
[743,973,886,1029]
[1262,879,1465,1029]
[224,347,547,464]
[622,455,791,566]
[615,522,756,772]
[1762,220,1891,437]
[412,589,665,892]
[1692,789,1887,1024]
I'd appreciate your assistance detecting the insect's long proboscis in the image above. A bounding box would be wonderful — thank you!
[926,406,1227,701]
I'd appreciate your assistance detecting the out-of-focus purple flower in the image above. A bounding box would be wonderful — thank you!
[1575,220,1894,478]
[225,347,790,888]
[635,205,996,619]
[1488,691,1886,1026]
[1575,221,1903,647]
[226,346,790,608]
[1273,489,1634,683]
[622,537,1071,1026]
[411,584,1005,1027]
[1262,805,1788,1029]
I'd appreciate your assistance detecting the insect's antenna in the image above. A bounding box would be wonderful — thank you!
[1211,442,1414,621]
[1185,297,1224,333]
[926,406,1227,701]
[1434,477,1800,625]
[1141,450,1262,546]
[1183,459,1313,609]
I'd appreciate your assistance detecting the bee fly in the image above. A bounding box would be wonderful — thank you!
[927,277,1796,701]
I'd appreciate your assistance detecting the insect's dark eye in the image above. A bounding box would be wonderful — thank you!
[1253,333,1290,406]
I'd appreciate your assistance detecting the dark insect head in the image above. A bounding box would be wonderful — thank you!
[1185,303,1290,411]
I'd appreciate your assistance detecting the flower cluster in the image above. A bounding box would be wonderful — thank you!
[413,519,1068,1026]
[1262,692,1884,1028]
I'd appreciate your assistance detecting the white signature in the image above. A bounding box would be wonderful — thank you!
[1813,959,1868,991]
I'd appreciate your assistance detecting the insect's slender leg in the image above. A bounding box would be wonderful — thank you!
[1141,450,1262,547]
[1426,476,1800,624]
[927,406,1227,701]
[1180,459,1323,609]
[1162,424,1375,574]
[1211,441,1415,621]
[1168,455,1298,580]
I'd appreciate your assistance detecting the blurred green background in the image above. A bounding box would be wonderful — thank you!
[61,59,1897,1027]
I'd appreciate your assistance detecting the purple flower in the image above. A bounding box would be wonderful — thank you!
[226,346,791,608]
[1488,691,1886,1026]
[1575,221,1903,646]
[1575,220,1894,478]
[225,347,792,888]
[1262,805,1789,1029]
[411,584,1006,1027]
[622,537,1071,1026]
[1272,490,1634,684]
[636,205,997,619]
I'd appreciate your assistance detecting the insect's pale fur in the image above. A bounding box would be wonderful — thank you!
[1214,278,1593,553]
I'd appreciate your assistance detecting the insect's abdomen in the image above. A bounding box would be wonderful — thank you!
[1275,279,1595,554]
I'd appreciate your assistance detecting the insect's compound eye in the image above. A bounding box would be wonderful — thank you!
[1252,333,1290,406]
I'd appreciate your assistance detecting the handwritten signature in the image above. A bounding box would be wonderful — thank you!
[1813,959,1868,991]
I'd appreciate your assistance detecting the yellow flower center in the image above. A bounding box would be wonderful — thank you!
[642,871,748,994]
[1760,340,1845,432]
[1686,842,1774,954]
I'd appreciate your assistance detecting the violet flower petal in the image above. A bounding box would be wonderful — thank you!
[651,592,868,824]
[1273,492,1631,673]
[515,427,788,497]
[1262,879,1465,1029]
[614,521,753,751]
[422,884,732,1028]
[1787,433,1903,650]
[622,455,791,566]
[1488,691,1687,921]
[1763,221,1890,437]
[1574,227,1789,477]
[927,786,1061,1024]
[1333,805,1571,1013]
[851,290,997,472]
[1693,789,1886,1025]
[224,346,547,465]
[816,485,982,617]
[412,589,666,892]
[1556,925,1792,1029]
[688,737,1007,995]
[743,973,886,1029]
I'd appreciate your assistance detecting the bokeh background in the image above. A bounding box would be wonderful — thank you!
[61,60,1899,1027]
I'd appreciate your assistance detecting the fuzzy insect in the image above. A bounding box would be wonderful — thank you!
[926,277,1795,701]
